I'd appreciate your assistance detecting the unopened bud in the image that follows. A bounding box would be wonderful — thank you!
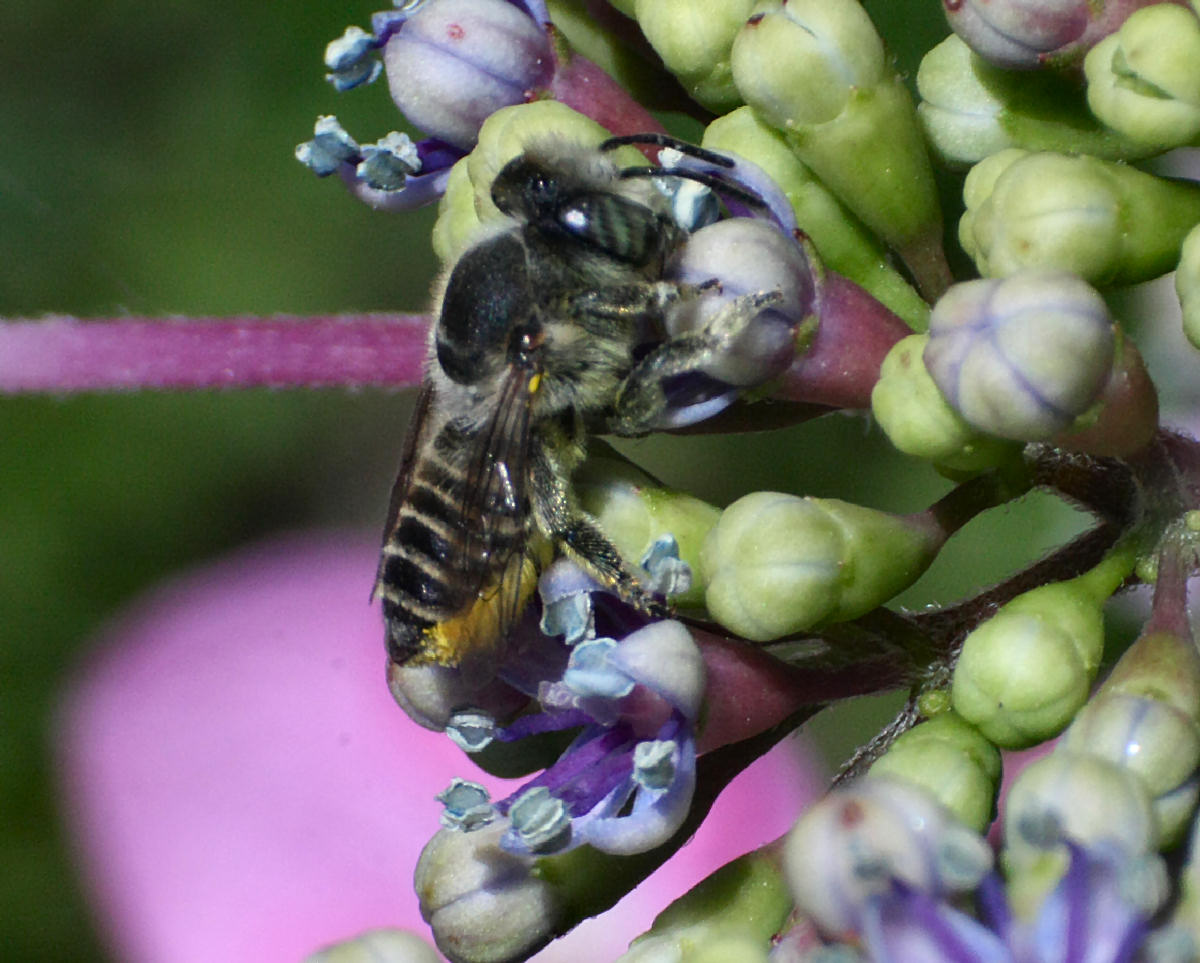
[700,491,942,641]
[869,711,1001,833]
[731,0,946,298]
[381,0,552,150]
[619,848,789,963]
[576,458,719,610]
[917,35,1157,166]
[415,822,562,963]
[1084,4,1200,150]
[961,148,1200,285]
[1178,223,1200,350]
[303,928,441,963]
[633,0,754,112]
[924,272,1115,441]
[871,333,1017,471]
[951,546,1135,748]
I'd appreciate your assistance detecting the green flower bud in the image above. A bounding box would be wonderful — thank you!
[416,822,562,963]
[1102,624,1200,722]
[1064,693,1200,846]
[1084,4,1200,150]
[951,546,1136,748]
[619,849,790,963]
[917,35,1160,167]
[577,456,721,609]
[1063,598,1200,846]
[623,932,768,963]
[544,0,679,111]
[869,711,1002,833]
[731,0,947,298]
[303,929,441,963]
[1177,222,1200,351]
[731,0,885,127]
[870,334,1018,471]
[432,100,645,263]
[924,272,1115,441]
[961,148,1200,284]
[701,108,929,330]
[1002,751,1159,918]
[700,491,943,641]
[432,156,485,265]
[633,0,754,112]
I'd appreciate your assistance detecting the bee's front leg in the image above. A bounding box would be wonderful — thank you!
[529,421,667,617]
[608,290,785,436]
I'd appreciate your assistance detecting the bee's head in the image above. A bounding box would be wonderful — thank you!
[490,144,609,223]
[492,155,555,226]
[491,143,679,270]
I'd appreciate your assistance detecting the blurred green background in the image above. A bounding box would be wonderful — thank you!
[0,2,1104,960]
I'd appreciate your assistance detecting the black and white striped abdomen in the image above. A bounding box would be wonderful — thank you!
[377,418,529,665]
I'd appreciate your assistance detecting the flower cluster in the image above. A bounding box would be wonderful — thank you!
[9,0,1200,962]
[426,553,706,861]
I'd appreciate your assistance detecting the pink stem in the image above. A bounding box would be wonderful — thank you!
[776,271,911,411]
[0,314,429,394]
[694,627,916,753]
[548,45,667,142]
[1144,540,1195,643]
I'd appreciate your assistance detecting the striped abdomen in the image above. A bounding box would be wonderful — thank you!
[377,418,531,666]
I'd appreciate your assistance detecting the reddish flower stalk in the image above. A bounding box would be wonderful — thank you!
[546,34,668,142]
[776,270,912,411]
[0,314,428,394]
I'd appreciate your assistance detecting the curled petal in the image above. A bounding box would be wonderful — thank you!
[578,728,697,856]
[606,620,705,723]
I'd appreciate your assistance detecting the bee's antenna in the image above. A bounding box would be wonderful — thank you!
[617,166,767,211]
[599,133,735,169]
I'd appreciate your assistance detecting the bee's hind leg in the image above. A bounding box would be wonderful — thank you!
[528,422,667,617]
[607,289,786,436]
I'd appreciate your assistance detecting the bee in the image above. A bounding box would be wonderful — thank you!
[374,133,772,671]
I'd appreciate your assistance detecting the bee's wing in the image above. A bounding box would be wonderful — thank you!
[375,367,541,667]
[455,366,540,647]
[373,379,436,595]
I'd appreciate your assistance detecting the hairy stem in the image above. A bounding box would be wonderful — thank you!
[0,314,428,394]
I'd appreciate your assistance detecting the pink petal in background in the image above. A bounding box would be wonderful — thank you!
[58,532,820,962]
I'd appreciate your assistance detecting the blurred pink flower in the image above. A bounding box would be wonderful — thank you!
[58,531,821,962]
